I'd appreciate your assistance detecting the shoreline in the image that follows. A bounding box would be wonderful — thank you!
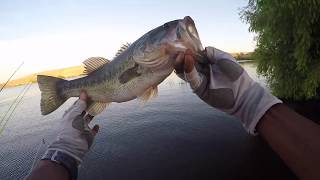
[0,66,84,89]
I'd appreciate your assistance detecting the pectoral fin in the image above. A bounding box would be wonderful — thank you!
[86,101,110,116]
[138,86,158,102]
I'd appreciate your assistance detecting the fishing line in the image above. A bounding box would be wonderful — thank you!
[0,82,30,127]
[0,62,24,94]
[0,79,45,174]
[0,82,32,135]
[0,64,47,174]
[29,137,46,173]
[28,104,48,172]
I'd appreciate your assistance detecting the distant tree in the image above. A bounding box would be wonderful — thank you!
[241,0,320,100]
[233,52,254,60]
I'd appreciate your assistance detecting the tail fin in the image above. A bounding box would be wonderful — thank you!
[37,75,68,115]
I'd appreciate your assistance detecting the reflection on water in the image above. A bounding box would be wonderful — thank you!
[0,62,278,180]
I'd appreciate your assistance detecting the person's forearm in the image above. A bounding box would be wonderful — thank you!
[26,160,70,180]
[257,103,320,180]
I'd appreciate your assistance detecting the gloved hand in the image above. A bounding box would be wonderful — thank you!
[175,47,282,135]
[45,91,99,164]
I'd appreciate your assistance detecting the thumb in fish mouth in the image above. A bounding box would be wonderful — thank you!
[184,49,195,73]
[174,49,195,74]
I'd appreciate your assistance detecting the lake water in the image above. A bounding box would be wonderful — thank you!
[0,62,296,180]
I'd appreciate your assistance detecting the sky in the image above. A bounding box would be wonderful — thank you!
[0,0,255,82]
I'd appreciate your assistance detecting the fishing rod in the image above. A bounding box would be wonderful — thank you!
[0,61,24,94]
[0,81,33,135]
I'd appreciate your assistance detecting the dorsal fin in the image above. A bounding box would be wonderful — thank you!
[83,57,110,74]
[138,86,158,102]
[115,42,131,57]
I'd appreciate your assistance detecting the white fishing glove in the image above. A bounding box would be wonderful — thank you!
[44,92,99,165]
[175,47,282,135]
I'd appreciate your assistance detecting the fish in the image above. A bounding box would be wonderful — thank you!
[37,16,203,116]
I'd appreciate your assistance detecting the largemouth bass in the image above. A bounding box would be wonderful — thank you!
[37,16,203,115]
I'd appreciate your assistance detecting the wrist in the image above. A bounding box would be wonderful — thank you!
[232,83,282,135]
[48,125,91,164]
[47,136,88,164]
[41,149,78,180]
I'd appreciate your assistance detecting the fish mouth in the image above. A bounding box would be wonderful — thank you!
[171,16,203,54]
[133,16,203,69]
[183,16,203,50]
[183,16,197,35]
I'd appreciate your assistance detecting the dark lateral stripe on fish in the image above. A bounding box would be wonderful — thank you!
[119,64,141,84]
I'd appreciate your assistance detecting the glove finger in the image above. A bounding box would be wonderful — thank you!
[185,66,202,90]
[63,100,87,121]
[216,59,244,81]
[205,46,244,81]
[84,114,94,123]
[91,124,100,136]
[73,90,88,113]
[79,90,88,102]
[83,115,98,134]
[205,46,215,63]
[82,124,99,148]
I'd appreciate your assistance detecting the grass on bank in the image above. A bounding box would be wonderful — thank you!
[0,66,84,88]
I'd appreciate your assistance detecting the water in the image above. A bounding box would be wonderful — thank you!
[0,62,296,180]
